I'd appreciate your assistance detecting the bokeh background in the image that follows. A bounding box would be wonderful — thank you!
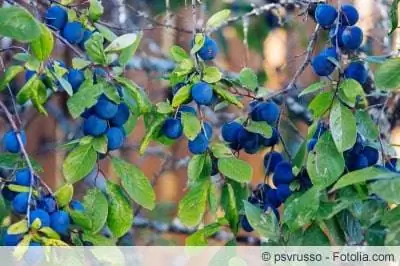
[0,0,399,245]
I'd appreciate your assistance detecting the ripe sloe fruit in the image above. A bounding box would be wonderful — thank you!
[12,192,30,214]
[315,4,338,28]
[273,161,294,186]
[94,98,118,119]
[198,36,218,61]
[110,103,130,127]
[3,130,27,153]
[162,118,183,140]
[29,209,50,227]
[191,82,214,105]
[342,26,363,51]
[340,4,359,26]
[221,121,242,143]
[50,210,70,235]
[45,6,68,30]
[264,151,284,173]
[344,62,368,85]
[106,127,125,150]
[61,22,84,44]
[67,69,85,92]
[251,101,280,124]
[188,134,209,154]
[83,115,107,137]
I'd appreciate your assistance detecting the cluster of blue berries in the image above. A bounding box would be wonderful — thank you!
[2,168,85,246]
[45,5,92,49]
[312,3,368,82]
[82,94,130,156]
[344,134,379,171]
[221,100,280,154]
[162,36,219,154]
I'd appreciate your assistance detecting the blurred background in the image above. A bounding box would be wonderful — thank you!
[0,0,399,245]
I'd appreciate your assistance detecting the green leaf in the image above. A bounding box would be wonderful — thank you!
[244,201,279,241]
[68,209,93,230]
[119,32,142,66]
[282,187,321,232]
[94,23,117,42]
[245,120,272,138]
[106,181,133,238]
[171,84,191,108]
[7,220,28,235]
[239,68,258,91]
[0,7,41,42]
[174,59,194,76]
[339,79,366,107]
[62,144,97,184]
[355,110,379,141]
[178,179,210,227]
[105,33,141,52]
[203,67,222,83]
[299,81,325,97]
[83,188,109,233]
[206,9,231,30]
[221,183,239,234]
[309,91,333,118]
[92,135,108,154]
[181,112,201,141]
[307,132,345,188]
[218,157,252,183]
[156,101,174,114]
[39,227,60,240]
[84,33,107,65]
[331,167,400,191]
[54,184,73,207]
[0,65,24,92]
[389,0,400,35]
[72,58,91,70]
[210,143,233,158]
[16,75,38,104]
[89,0,104,21]
[213,85,243,109]
[31,24,54,61]
[58,77,73,96]
[186,222,221,246]
[188,154,207,183]
[82,233,115,246]
[329,101,357,152]
[139,114,165,155]
[114,76,151,114]
[190,33,205,54]
[382,206,400,228]
[111,157,155,210]
[368,179,400,204]
[169,45,189,62]
[0,153,42,171]
[375,58,400,90]
[67,82,103,118]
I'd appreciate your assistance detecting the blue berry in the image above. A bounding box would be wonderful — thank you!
[38,196,57,213]
[197,36,218,61]
[221,121,242,143]
[79,30,93,50]
[50,211,70,235]
[3,130,27,153]
[251,101,280,124]
[161,118,183,140]
[264,151,284,173]
[340,4,359,26]
[344,62,368,85]
[188,134,209,154]
[342,26,363,51]
[276,184,292,202]
[3,233,22,246]
[12,192,30,214]
[110,103,130,127]
[106,127,125,151]
[241,215,253,232]
[262,128,279,147]
[94,98,118,119]
[315,4,338,28]
[191,82,214,105]
[273,161,294,186]
[61,22,84,44]
[67,69,85,92]
[29,209,50,228]
[83,115,107,137]
[362,146,379,166]
[44,6,68,31]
